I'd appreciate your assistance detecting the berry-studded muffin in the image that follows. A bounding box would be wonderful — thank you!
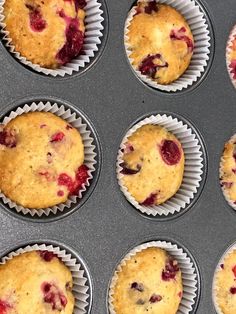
[127,1,194,85]
[112,247,183,314]
[0,111,89,209]
[120,124,184,206]
[0,250,74,313]
[227,30,236,84]
[214,249,236,314]
[3,0,86,68]
[220,137,236,204]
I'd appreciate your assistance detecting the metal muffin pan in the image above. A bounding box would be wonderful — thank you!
[0,0,235,312]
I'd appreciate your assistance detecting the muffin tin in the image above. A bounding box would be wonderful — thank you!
[0,0,235,312]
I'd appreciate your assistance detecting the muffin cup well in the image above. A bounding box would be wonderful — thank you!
[0,101,97,217]
[108,240,199,314]
[116,113,204,217]
[226,25,236,89]
[0,0,104,77]
[0,243,91,314]
[124,0,211,92]
[212,241,236,314]
[219,134,236,211]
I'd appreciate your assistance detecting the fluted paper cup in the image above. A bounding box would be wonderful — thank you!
[226,25,236,89]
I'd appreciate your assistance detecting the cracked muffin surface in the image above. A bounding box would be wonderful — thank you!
[0,250,74,314]
[120,124,184,206]
[112,247,183,314]
[0,111,88,209]
[3,0,86,68]
[127,2,194,84]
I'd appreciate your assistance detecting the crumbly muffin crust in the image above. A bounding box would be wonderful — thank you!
[120,124,184,206]
[112,247,183,314]
[127,2,194,85]
[0,111,88,209]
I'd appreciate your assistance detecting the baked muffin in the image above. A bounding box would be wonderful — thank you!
[227,32,236,82]
[3,0,86,68]
[127,1,194,84]
[0,250,74,313]
[215,249,236,314]
[120,124,184,206]
[112,247,183,314]
[220,137,236,204]
[0,111,89,209]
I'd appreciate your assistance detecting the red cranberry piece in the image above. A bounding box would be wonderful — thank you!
[232,265,236,277]
[58,173,74,191]
[71,164,89,195]
[75,0,86,10]
[170,27,194,52]
[149,294,162,303]
[39,250,56,262]
[50,132,65,143]
[160,140,181,165]
[41,282,67,311]
[131,282,144,292]
[122,142,134,154]
[220,264,224,269]
[27,6,47,32]
[66,124,73,130]
[230,286,236,294]
[0,130,17,148]
[0,300,11,314]
[134,6,142,15]
[120,162,141,175]
[141,193,157,206]
[56,17,84,65]
[232,169,236,174]
[230,60,236,79]
[144,1,158,14]
[221,181,233,189]
[162,259,179,281]
[139,54,168,79]
[57,190,64,197]
[178,291,182,298]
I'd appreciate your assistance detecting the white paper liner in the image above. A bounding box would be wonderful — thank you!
[219,134,236,211]
[0,243,90,314]
[212,241,236,314]
[0,101,97,217]
[0,0,104,77]
[108,240,198,314]
[124,0,211,92]
[116,114,204,216]
[226,25,236,89]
